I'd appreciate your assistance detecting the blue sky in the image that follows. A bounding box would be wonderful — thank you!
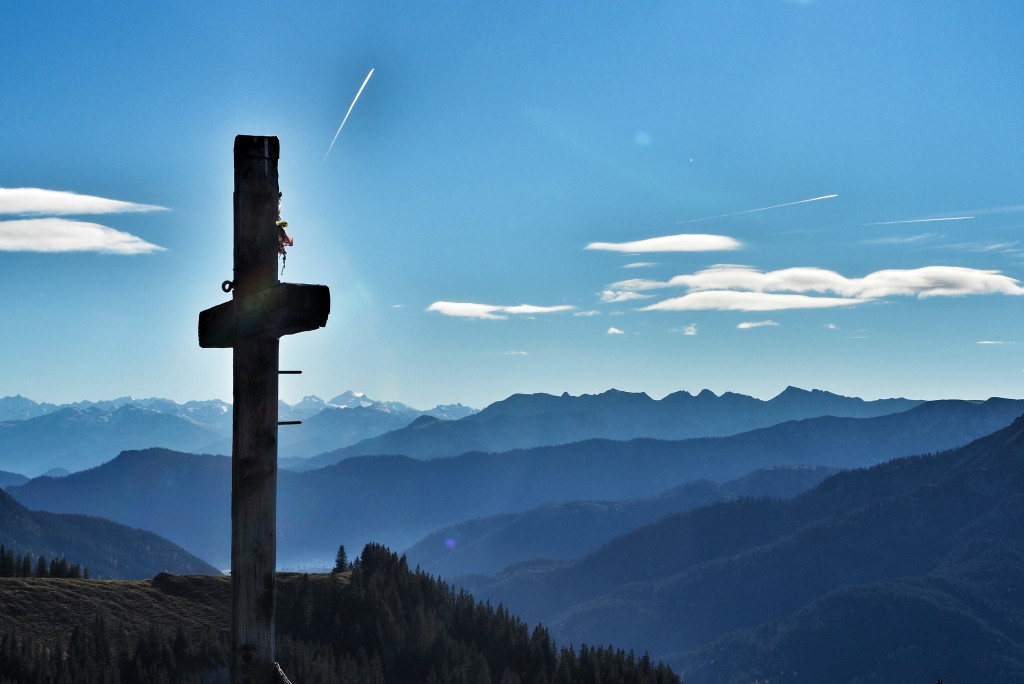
[3,1,1024,410]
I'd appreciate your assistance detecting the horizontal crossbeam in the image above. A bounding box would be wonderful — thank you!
[198,283,330,348]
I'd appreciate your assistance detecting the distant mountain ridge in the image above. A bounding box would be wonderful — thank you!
[0,391,478,476]
[0,385,920,476]
[306,386,924,466]
[0,391,475,426]
[0,404,224,477]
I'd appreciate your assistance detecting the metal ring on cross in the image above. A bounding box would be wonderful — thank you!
[222,280,234,293]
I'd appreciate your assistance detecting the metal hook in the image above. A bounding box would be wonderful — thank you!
[222,280,234,293]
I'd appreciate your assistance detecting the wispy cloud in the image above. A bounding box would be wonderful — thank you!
[586,234,741,253]
[977,340,1005,345]
[738,320,780,329]
[962,204,1024,217]
[676,324,698,335]
[865,216,973,226]
[862,233,938,245]
[573,310,601,317]
[505,350,530,355]
[0,188,167,216]
[825,323,838,330]
[607,327,625,335]
[624,262,656,269]
[427,301,575,320]
[0,218,166,254]
[600,290,654,303]
[950,241,1020,253]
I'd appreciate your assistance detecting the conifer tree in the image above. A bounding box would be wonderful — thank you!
[333,544,349,573]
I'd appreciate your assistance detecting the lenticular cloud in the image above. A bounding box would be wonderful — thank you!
[0,188,167,216]
[586,233,741,253]
[427,301,575,320]
[0,218,166,254]
[611,264,1024,312]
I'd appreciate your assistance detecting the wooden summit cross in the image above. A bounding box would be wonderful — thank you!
[198,135,330,684]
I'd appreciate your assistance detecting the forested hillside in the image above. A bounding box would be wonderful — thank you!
[0,487,217,578]
[0,544,678,684]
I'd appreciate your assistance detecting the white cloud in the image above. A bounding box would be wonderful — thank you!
[853,267,1024,298]
[586,233,742,253]
[642,291,865,312]
[607,327,625,335]
[606,265,1024,311]
[624,262,656,269]
[737,320,780,329]
[427,302,506,319]
[0,218,166,254]
[503,304,575,315]
[977,340,1005,345]
[824,323,838,330]
[682,324,698,336]
[573,310,601,317]
[427,301,575,320]
[0,188,167,216]
[505,350,530,355]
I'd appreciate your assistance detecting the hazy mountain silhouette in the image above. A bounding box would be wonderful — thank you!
[304,386,923,466]
[0,405,223,476]
[460,413,1024,681]
[0,471,28,490]
[10,398,1020,570]
[405,466,837,577]
[0,395,59,422]
[8,449,237,568]
[0,486,218,578]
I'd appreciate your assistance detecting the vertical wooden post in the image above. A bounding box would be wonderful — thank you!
[201,134,327,681]
[231,135,280,684]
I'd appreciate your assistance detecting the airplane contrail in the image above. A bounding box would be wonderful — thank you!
[324,68,375,161]
[672,194,838,225]
[864,216,974,226]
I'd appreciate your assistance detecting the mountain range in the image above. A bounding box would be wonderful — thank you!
[0,385,915,477]
[0,404,223,477]
[9,397,1022,571]
[0,391,476,476]
[460,413,1024,682]
[303,386,923,466]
